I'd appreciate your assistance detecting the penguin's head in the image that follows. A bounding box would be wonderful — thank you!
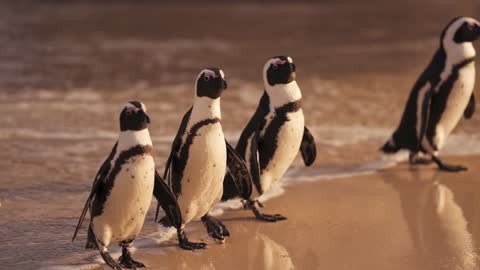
[195,68,228,99]
[442,17,480,45]
[263,56,296,87]
[119,101,150,131]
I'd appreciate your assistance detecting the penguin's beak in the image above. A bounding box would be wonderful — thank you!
[220,78,228,91]
[137,109,150,124]
[474,24,480,40]
[290,63,296,72]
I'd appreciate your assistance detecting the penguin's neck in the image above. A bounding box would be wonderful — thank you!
[191,96,222,122]
[265,80,302,109]
[444,41,476,66]
[117,128,152,151]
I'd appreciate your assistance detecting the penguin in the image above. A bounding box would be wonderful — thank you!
[156,68,252,250]
[72,101,182,270]
[222,56,317,222]
[381,17,480,172]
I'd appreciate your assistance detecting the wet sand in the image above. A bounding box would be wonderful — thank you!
[44,156,479,270]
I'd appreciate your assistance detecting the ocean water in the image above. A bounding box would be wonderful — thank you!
[1,0,480,269]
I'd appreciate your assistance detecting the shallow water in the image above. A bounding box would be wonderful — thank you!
[1,0,480,269]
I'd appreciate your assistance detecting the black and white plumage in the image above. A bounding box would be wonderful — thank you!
[72,101,181,270]
[156,68,251,250]
[222,56,317,222]
[381,17,480,172]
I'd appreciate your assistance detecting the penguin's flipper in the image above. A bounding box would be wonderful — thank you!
[417,89,434,151]
[163,107,192,184]
[464,93,475,119]
[155,108,191,226]
[153,171,182,229]
[248,129,262,195]
[72,142,117,242]
[225,140,253,200]
[300,127,316,166]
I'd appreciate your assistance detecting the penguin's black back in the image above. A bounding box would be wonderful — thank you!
[388,47,446,152]
[235,92,270,158]
[222,92,269,201]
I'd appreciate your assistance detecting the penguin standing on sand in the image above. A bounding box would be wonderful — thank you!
[222,56,317,221]
[72,101,181,270]
[382,17,480,172]
[156,68,251,250]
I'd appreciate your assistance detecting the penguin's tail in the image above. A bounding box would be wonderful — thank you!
[221,173,241,201]
[380,137,401,154]
[85,224,99,250]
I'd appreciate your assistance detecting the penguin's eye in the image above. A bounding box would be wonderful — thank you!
[204,76,210,81]
[272,64,278,70]
[125,110,132,115]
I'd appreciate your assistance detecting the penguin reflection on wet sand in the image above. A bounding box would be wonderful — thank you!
[384,170,477,270]
[156,68,251,250]
[72,102,181,270]
[382,17,480,172]
[222,56,317,221]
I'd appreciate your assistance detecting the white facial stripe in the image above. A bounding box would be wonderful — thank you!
[273,59,287,66]
[219,69,225,78]
[123,102,146,113]
[287,56,293,63]
[125,102,136,108]
[126,106,140,113]
[140,102,147,112]
[445,17,478,42]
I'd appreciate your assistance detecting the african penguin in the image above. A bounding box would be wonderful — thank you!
[222,56,317,222]
[73,101,182,269]
[381,17,480,172]
[157,68,251,250]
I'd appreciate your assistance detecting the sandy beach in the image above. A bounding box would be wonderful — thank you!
[35,156,480,270]
[1,0,480,269]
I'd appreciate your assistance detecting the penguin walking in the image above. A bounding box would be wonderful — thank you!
[222,56,317,222]
[72,101,182,269]
[156,68,252,250]
[381,17,480,172]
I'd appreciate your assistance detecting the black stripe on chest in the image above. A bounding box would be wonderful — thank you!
[92,145,153,217]
[172,117,221,197]
[425,57,475,149]
[258,98,302,171]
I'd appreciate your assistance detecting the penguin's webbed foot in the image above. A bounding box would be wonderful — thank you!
[100,251,123,270]
[438,163,467,172]
[433,156,467,172]
[118,242,145,269]
[248,200,287,222]
[177,229,207,250]
[119,252,145,269]
[201,215,230,241]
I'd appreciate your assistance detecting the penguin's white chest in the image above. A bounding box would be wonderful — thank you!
[435,64,475,149]
[178,123,226,223]
[261,109,304,193]
[93,155,155,242]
